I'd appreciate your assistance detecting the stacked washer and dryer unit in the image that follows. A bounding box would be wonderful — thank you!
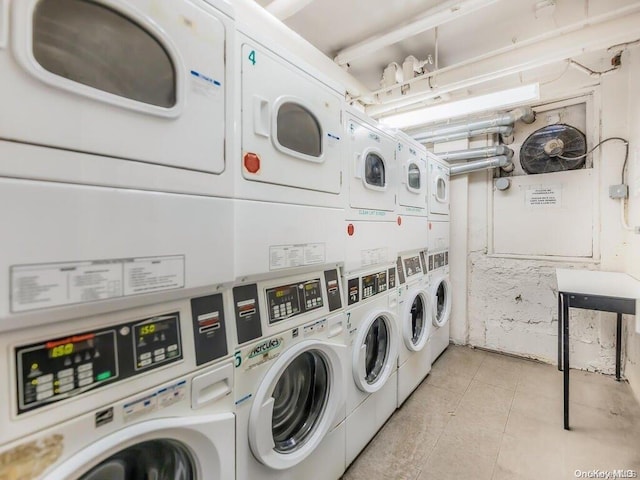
[0,0,238,478]
[231,4,349,480]
[394,131,433,407]
[342,108,401,467]
[427,154,453,364]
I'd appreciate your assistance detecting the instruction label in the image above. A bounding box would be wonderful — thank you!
[525,185,562,208]
[269,244,326,270]
[361,247,388,267]
[11,255,185,313]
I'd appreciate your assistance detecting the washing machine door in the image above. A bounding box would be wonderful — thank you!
[352,309,398,393]
[402,289,431,351]
[398,153,427,210]
[431,276,452,327]
[429,157,450,216]
[249,340,345,470]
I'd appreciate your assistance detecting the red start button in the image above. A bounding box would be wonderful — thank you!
[244,153,260,173]
[429,222,432,230]
[397,216,402,226]
[347,224,355,236]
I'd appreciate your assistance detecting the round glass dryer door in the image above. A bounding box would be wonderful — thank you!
[271,350,329,453]
[432,277,451,327]
[353,311,398,393]
[403,291,429,351]
[79,439,194,480]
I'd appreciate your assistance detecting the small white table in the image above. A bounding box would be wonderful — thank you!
[556,269,640,430]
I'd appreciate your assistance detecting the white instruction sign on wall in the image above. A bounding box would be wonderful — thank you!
[525,185,562,208]
[361,247,388,268]
[269,244,326,270]
[11,255,184,313]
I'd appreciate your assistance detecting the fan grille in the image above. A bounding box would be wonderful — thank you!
[520,124,587,174]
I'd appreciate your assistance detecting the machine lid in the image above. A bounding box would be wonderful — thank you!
[352,311,398,393]
[403,290,430,352]
[79,439,194,480]
[249,340,344,470]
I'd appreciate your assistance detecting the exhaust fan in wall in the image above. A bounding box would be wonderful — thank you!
[519,124,587,174]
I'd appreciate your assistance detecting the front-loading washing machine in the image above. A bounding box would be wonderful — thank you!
[344,264,399,467]
[396,250,432,407]
[0,293,236,479]
[232,268,348,480]
[428,153,451,220]
[344,107,398,276]
[233,12,346,281]
[0,0,236,331]
[427,221,452,363]
[395,130,429,255]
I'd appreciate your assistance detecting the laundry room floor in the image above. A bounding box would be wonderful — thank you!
[341,345,640,480]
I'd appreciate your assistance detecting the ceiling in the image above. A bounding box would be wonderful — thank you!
[253,0,640,120]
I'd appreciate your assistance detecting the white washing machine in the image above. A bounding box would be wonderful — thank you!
[396,251,432,407]
[428,152,451,220]
[344,108,399,275]
[344,264,400,467]
[0,293,236,479]
[396,130,429,255]
[0,0,236,330]
[428,221,452,363]
[233,17,346,280]
[232,268,348,480]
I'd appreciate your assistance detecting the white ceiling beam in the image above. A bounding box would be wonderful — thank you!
[266,0,315,20]
[366,3,640,116]
[333,0,500,66]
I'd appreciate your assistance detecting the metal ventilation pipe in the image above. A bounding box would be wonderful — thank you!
[438,145,514,162]
[413,106,535,141]
[449,156,511,175]
[417,125,513,144]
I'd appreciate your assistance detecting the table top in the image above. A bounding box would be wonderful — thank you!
[556,268,640,299]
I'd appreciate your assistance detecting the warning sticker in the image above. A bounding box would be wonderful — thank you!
[525,185,562,208]
[11,256,184,313]
[269,244,326,270]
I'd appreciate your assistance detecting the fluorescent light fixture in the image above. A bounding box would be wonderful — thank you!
[379,83,540,129]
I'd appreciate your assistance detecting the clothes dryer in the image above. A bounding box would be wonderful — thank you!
[344,108,398,275]
[428,152,451,220]
[0,0,236,330]
[344,264,399,467]
[232,269,348,480]
[396,251,432,407]
[233,18,346,280]
[0,293,236,479]
[396,131,429,255]
[428,221,452,363]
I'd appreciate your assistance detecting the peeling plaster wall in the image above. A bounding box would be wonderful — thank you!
[455,58,631,375]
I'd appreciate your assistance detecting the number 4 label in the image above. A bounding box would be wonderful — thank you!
[248,50,256,65]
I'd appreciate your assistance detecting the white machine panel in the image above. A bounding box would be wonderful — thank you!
[240,38,344,197]
[346,110,397,216]
[344,221,399,276]
[1,0,232,178]
[0,179,234,331]
[396,131,428,216]
[428,153,450,218]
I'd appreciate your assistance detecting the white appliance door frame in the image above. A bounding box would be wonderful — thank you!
[398,152,427,210]
[43,414,235,479]
[248,339,345,471]
[402,287,432,351]
[431,275,452,328]
[352,308,398,393]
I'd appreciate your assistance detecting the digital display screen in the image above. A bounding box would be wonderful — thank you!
[46,334,95,359]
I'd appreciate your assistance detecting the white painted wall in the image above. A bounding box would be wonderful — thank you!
[450,53,635,375]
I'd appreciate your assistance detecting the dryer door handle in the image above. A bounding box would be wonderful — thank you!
[253,96,270,137]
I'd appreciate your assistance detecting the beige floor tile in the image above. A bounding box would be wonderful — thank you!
[517,360,565,402]
[434,415,504,458]
[432,345,486,376]
[425,364,475,395]
[491,464,535,480]
[453,380,514,432]
[474,352,524,391]
[417,441,496,480]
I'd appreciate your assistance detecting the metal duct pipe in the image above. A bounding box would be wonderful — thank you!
[417,125,513,144]
[450,156,511,175]
[438,145,514,162]
[413,106,535,141]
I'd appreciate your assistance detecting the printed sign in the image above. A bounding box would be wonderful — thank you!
[269,244,326,270]
[525,185,562,208]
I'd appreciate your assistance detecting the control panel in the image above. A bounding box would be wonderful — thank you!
[429,251,449,271]
[361,270,388,300]
[16,314,183,414]
[403,255,422,277]
[266,278,323,324]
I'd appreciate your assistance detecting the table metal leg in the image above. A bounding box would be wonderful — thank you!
[563,294,570,430]
[616,313,622,381]
[558,292,563,371]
